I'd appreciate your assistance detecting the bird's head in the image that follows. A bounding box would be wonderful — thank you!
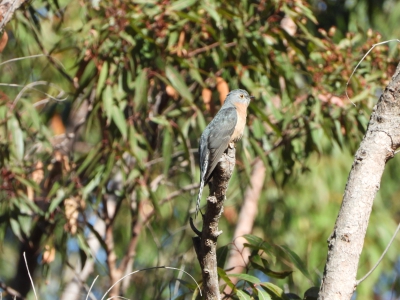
[224,89,254,107]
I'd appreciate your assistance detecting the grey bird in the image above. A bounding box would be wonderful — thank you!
[196,89,254,217]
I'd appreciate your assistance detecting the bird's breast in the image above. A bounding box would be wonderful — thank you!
[230,104,247,143]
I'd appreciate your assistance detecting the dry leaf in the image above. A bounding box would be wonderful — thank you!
[50,113,65,135]
[27,161,44,201]
[216,77,229,105]
[42,245,56,264]
[202,88,215,114]
[0,31,8,53]
[166,85,178,100]
[64,197,80,235]
[177,31,185,57]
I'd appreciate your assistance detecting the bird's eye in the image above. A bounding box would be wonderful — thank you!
[240,94,244,98]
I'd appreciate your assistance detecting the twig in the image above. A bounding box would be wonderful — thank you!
[64,260,99,300]
[160,183,199,206]
[25,20,74,84]
[99,266,202,300]
[23,252,38,300]
[0,54,66,69]
[346,39,400,105]
[85,276,99,300]
[12,80,67,107]
[0,281,25,300]
[187,41,237,57]
[356,223,400,285]
[145,149,198,167]
[0,0,26,31]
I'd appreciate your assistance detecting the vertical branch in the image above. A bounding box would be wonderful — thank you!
[193,147,236,300]
[318,62,400,300]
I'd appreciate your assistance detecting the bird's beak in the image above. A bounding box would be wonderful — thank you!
[250,95,255,100]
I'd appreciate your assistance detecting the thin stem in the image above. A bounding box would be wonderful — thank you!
[356,223,400,285]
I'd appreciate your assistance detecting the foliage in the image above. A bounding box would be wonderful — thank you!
[0,0,399,299]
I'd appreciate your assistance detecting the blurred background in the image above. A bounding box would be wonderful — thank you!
[1,0,400,299]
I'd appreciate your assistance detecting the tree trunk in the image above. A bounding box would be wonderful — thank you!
[192,146,236,300]
[318,62,400,299]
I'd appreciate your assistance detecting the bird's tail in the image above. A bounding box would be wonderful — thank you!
[195,155,208,218]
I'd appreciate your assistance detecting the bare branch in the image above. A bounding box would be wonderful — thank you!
[187,41,237,58]
[192,147,236,299]
[0,0,28,31]
[0,281,25,300]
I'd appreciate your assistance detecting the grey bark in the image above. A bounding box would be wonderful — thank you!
[192,146,236,300]
[318,62,400,300]
[0,0,27,31]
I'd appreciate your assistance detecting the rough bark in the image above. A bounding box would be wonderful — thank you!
[0,0,27,31]
[223,158,266,295]
[318,62,400,300]
[192,146,236,300]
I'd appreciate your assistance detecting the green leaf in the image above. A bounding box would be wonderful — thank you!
[236,290,252,300]
[76,144,103,175]
[260,282,290,300]
[244,234,274,253]
[103,85,113,123]
[250,104,281,137]
[119,31,136,46]
[217,245,229,269]
[189,67,205,86]
[96,61,109,98]
[250,254,293,279]
[134,68,148,111]
[162,127,173,175]
[10,218,23,240]
[49,189,65,214]
[99,150,116,187]
[112,104,127,140]
[278,245,312,281]
[83,169,103,199]
[256,287,272,300]
[150,115,170,127]
[8,117,24,161]
[249,138,269,170]
[217,267,236,289]
[167,0,197,11]
[165,65,193,102]
[77,232,93,258]
[228,273,260,284]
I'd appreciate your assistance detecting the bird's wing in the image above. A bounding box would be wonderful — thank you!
[203,107,237,183]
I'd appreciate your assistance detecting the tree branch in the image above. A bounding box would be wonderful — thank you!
[192,146,236,300]
[0,281,25,300]
[318,62,400,300]
[0,0,27,31]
